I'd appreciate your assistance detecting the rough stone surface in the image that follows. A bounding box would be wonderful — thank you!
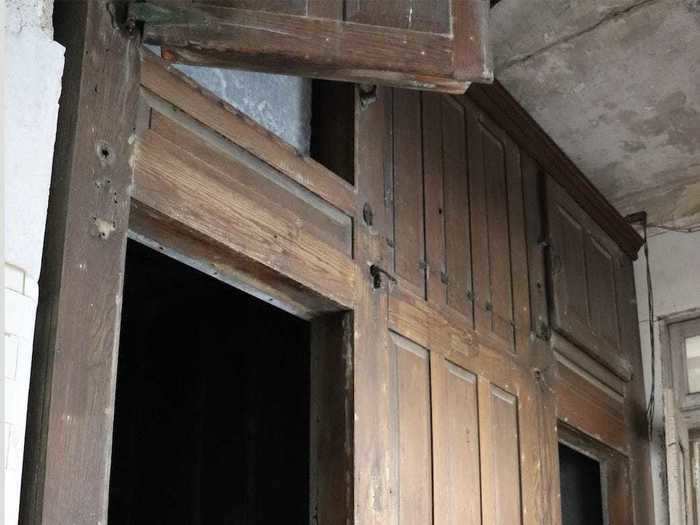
[175,63,312,154]
[492,0,700,228]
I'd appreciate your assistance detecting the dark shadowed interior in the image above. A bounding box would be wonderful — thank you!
[559,443,604,525]
[109,240,310,524]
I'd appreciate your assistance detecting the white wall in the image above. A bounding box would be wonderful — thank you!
[634,229,700,525]
[3,1,64,523]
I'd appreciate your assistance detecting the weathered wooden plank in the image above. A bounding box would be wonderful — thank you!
[132,124,357,309]
[310,312,354,525]
[136,1,491,92]
[391,334,433,525]
[344,0,451,34]
[505,137,530,344]
[421,93,448,307]
[617,257,655,525]
[555,361,628,454]
[147,110,353,256]
[441,96,473,322]
[431,354,481,525]
[20,2,141,523]
[140,51,357,215]
[481,121,515,348]
[392,89,426,297]
[353,233,397,525]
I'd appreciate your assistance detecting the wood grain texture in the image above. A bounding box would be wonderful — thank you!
[431,354,481,525]
[137,0,492,92]
[391,334,433,525]
[132,115,357,309]
[421,93,448,307]
[20,2,141,523]
[465,82,643,259]
[140,51,357,215]
[392,89,426,297]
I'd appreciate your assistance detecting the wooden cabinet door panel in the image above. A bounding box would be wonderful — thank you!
[431,354,482,525]
[547,178,625,368]
[390,333,434,525]
[133,0,492,93]
[467,112,518,350]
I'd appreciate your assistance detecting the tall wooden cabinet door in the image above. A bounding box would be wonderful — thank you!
[466,109,528,352]
[546,177,626,371]
[132,0,492,93]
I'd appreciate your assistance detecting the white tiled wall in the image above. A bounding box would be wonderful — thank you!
[4,1,64,523]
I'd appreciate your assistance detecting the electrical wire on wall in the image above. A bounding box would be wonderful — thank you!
[625,211,656,440]
[625,212,700,440]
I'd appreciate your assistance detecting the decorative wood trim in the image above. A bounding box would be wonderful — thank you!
[20,2,141,523]
[464,81,643,260]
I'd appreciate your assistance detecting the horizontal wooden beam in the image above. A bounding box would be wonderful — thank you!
[131,1,492,93]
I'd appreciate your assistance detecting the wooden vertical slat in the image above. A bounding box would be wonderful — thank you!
[467,111,489,335]
[478,377,497,525]
[310,313,353,524]
[505,139,530,344]
[442,96,473,322]
[431,354,481,525]
[354,82,397,525]
[482,124,515,346]
[392,89,426,296]
[421,93,447,307]
[521,154,548,345]
[357,86,393,252]
[20,2,141,523]
[479,379,523,525]
[490,386,523,525]
[392,335,433,525]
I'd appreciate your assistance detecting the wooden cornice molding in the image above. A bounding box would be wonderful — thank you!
[466,80,643,260]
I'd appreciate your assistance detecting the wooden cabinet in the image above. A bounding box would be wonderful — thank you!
[546,177,630,376]
[131,0,492,93]
[28,32,652,525]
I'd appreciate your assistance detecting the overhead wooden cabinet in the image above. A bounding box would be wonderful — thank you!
[129,0,492,92]
[546,177,630,377]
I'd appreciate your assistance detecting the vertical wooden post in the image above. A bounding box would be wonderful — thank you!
[20,2,140,523]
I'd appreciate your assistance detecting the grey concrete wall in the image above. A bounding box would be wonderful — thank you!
[3,1,65,524]
[175,63,312,154]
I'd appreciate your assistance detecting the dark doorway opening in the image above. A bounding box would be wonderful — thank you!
[109,240,312,524]
[559,442,605,525]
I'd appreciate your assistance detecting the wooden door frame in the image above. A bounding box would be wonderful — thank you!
[20,3,378,523]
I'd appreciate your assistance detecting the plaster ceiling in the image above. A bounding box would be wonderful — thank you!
[491,0,700,228]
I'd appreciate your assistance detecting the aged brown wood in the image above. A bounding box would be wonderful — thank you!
[133,0,492,93]
[421,93,449,308]
[140,51,356,215]
[132,107,357,309]
[465,81,643,259]
[431,353,481,525]
[390,333,433,525]
[26,30,653,525]
[20,2,141,523]
[440,96,474,323]
[392,89,426,297]
[547,176,631,379]
[310,313,354,525]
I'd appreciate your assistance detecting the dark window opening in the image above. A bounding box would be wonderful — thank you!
[559,443,605,525]
[109,240,311,524]
[310,79,355,185]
